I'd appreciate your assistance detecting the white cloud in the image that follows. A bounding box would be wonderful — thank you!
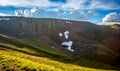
[19,7,93,20]
[62,0,120,10]
[15,10,23,16]
[0,0,119,10]
[99,22,120,25]
[102,12,120,22]
[83,10,94,20]
[90,0,120,10]
[23,9,31,17]
[62,0,88,10]
[0,0,62,7]
[31,7,39,13]
[0,13,11,16]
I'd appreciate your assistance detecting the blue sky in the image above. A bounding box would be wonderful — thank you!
[0,0,120,24]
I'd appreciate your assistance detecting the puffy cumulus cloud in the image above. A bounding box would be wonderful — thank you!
[0,0,120,10]
[63,10,94,20]
[0,13,11,16]
[15,10,23,16]
[102,12,120,22]
[26,7,94,20]
[31,7,39,13]
[14,7,94,20]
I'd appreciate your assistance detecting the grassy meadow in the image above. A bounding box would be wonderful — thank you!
[0,34,119,71]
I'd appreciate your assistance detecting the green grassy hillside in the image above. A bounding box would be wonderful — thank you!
[0,16,120,69]
[0,34,119,71]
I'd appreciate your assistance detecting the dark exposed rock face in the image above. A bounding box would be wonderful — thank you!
[0,16,120,65]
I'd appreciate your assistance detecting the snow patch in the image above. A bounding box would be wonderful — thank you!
[59,33,63,37]
[64,31,69,39]
[61,41,74,52]
[19,32,25,35]
[59,31,74,52]
[66,21,71,24]
[0,18,10,21]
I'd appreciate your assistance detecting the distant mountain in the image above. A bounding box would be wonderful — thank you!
[0,16,120,66]
[110,24,120,29]
[100,22,120,25]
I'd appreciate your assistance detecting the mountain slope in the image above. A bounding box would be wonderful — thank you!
[0,16,120,66]
[0,34,118,71]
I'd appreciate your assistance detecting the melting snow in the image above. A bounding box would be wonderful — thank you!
[59,33,63,37]
[59,31,74,52]
[64,31,69,39]
[61,41,74,52]
[0,18,10,21]
[19,32,25,35]
[66,21,71,24]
